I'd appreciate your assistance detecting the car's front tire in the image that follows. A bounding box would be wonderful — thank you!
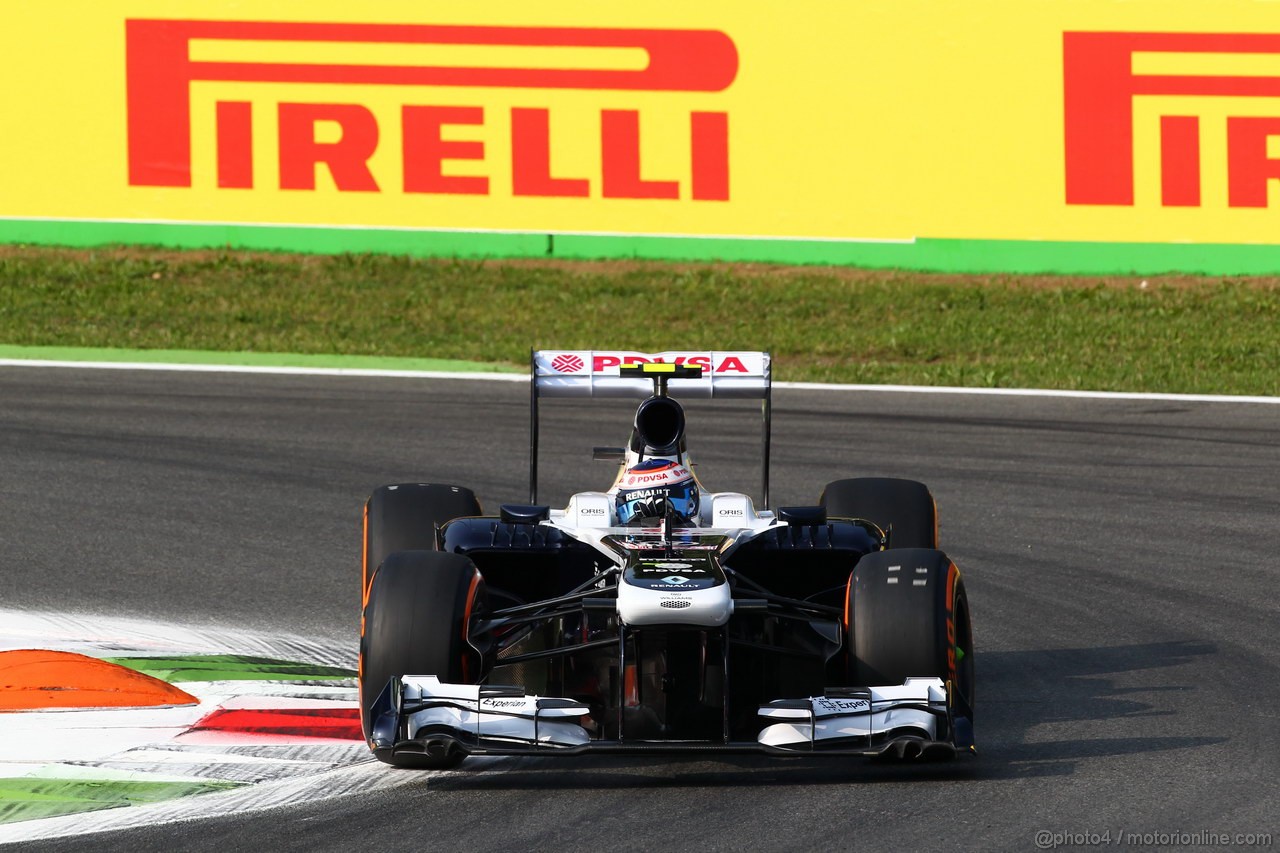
[359,550,485,768]
[845,547,975,751]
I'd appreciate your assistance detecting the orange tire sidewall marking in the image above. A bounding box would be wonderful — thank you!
[361,501,371,608]
[460,569,482,682]
[945,561,959,688]
[844,574,852,633]
[932,496,940,548]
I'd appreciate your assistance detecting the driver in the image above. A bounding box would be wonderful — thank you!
[614,459,700,525]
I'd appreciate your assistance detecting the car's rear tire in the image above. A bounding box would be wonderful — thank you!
[360,550,485,769]
[363,483,481,601]
[820,477,937,548]
[845,548,975,750]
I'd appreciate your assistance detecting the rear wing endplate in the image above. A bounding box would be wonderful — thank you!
[529,351,772,506]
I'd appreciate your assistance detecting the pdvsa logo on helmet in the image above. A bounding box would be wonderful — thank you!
[624,467,690,486]
[124,20,737,200]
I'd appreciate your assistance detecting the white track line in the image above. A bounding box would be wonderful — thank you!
[771,381,1280,404]
[0,359,525,382]
[2,358,1276,404]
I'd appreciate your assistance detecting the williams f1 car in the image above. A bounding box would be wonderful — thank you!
[359,351,975,768]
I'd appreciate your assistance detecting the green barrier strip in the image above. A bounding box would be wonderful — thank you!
[5,217,1280,275]
[0,219,548,259]
[105,655,355,683]
[0,778,242,824]
[0,344,522,374]
[551,233,1280,275]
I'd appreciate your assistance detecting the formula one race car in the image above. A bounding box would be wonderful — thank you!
[359,351,975,768]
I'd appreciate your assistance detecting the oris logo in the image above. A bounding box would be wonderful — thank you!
[580,506,607,515]
[551,354,585,373]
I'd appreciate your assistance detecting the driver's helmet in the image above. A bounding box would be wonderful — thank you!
[615,459,699,525]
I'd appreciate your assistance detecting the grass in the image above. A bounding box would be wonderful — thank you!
[2,244,1278,395]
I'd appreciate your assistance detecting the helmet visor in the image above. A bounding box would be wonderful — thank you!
[617,480,699,524]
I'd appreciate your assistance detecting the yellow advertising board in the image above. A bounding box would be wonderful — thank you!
[5,1,1280,272]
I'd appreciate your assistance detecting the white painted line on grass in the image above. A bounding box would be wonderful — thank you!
[0,359,526,382]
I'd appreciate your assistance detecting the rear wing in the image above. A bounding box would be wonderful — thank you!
[530,351,772,506]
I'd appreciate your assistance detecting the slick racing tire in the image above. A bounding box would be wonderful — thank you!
[363,483,481,602]
[360,550,485,769]
[846,548,975,751]
[820,477,938,549]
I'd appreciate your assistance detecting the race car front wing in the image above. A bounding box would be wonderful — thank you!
[367,675,966,760]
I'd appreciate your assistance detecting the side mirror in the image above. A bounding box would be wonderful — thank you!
[776,506,827,525]
[500,504,551,525]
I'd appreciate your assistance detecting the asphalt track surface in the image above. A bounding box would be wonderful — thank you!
[3,366,1277,851]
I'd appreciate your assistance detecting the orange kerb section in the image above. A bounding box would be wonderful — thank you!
[0,649,198,711]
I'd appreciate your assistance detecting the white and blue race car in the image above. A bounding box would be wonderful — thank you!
[359,351,975,768]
